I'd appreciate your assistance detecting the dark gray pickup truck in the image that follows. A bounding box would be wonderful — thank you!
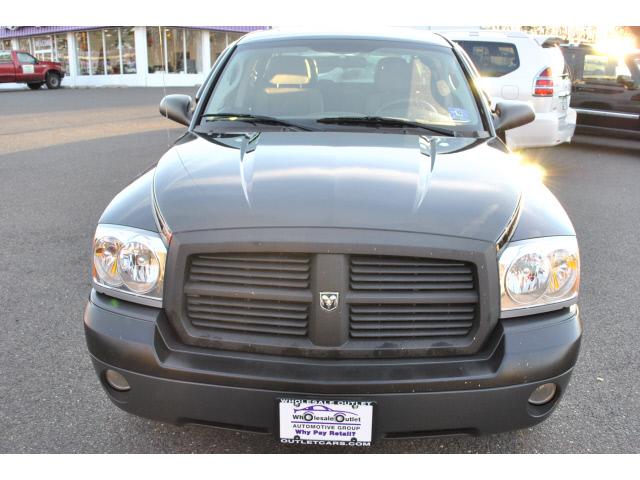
[84,29,581,446]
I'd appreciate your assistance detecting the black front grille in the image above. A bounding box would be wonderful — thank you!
[350,255,475,292]
[348,255,477,340]
[186,295,309,337]
[178,250,481,358]
[349,303,476,339]
[184,253,311,338]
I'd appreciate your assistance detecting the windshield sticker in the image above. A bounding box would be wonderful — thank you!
[448,107,470,122]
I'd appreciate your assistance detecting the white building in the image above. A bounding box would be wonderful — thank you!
[0,26,267,87]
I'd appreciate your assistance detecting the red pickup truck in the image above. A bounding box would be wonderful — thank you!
[0,50,65,89]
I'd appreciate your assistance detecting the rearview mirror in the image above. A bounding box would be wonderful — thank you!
[159,94,193,127]
[493,101,535,134]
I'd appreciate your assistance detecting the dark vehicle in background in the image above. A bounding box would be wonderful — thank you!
[561,44,640,139]
[84,29,581,445]
[0,50,64,89]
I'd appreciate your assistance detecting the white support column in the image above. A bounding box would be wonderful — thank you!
[201,29,211,77]
[134,26,149,86]
[66,31,78,86]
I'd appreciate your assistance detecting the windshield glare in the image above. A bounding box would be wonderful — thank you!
[203,39,483,133]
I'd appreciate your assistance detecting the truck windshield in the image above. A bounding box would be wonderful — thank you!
[203,38,484,135]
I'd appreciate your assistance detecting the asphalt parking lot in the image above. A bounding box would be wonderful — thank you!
[1,87,639,453]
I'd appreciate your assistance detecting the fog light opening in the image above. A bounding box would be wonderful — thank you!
[105,369,131,392]
[528,383,557,406]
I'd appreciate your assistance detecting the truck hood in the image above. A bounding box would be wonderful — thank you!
[153,131,522,242]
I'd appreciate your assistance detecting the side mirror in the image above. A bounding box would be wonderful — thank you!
[159,94,193,127]
[493,101,535,134]
[616,75,635,89]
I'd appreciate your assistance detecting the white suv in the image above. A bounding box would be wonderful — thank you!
[442,30,576,150]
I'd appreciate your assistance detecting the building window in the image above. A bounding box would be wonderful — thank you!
[75,32,90,75]
[147,27,163,73]
[147,27,203,74]
[209,31,245,67]
[1,39,12,50]
[185,29,202,74]
[121,27,137,74]
[54,34,69,72]
[75,28,137,76]
[32,35,53,61]
[104,28,120,74]
[89,30,105,75]
[18,38,32,52]
[165,28,184,73]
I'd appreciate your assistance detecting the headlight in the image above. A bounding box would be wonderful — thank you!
[92,225,167,307]
[499,236,579,318]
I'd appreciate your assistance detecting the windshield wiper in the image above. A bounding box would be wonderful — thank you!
[316,116,456,137]
[202,113,313,132]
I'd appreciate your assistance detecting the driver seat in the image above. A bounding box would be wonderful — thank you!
[365,57,412,115]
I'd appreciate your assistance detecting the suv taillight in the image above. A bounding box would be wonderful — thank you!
[533,67,554,97]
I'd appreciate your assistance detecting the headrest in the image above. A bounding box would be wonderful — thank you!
[375,57,411,90]
[265,56,317,87]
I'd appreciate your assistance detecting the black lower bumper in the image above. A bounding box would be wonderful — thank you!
[84,291,582,440]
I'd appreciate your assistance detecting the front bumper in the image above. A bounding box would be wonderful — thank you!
[84,291,582,440]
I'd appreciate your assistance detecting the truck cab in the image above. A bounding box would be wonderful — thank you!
[561,44,640,140]
[0,50,64,89]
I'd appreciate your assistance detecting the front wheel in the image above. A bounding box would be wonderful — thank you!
[45,72,61,89]
[27,82,44,90]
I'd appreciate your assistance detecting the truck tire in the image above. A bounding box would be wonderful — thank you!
[45,71,61,89]
[27,82,44,90]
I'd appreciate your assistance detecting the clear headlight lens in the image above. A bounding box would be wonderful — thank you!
[92,225,167,306]
[94,236,123,287]
[499,236,579,317]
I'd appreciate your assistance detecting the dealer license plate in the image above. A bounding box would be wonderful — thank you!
[279,398,374,446]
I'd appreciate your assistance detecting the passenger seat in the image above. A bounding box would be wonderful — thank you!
[254,56,324,116]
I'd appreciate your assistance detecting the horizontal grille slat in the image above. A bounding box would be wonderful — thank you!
[350,328,470,338]
[350,265,472,275]
[186,294,309,337]
[351,313,475,322]
[188,305,308,321]
[189,311,307,328]
[187,296,309,312]
[350,258,467,267]
[188,252,311,290]
[191,319,307,336]
[350,274,473,283]
[195,253,310,264]
[350,282,473,291]
[190,265,310,280]
[350,304,475,314]
[190,273,309,289]
[351,321,473,330]
[191,259,311,272]
[350,255,476,293]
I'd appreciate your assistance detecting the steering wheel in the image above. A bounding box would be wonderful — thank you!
[375,99,439,117]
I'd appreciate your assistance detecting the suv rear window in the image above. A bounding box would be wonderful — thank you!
[455,41,520,77]
[0,51,12,64]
